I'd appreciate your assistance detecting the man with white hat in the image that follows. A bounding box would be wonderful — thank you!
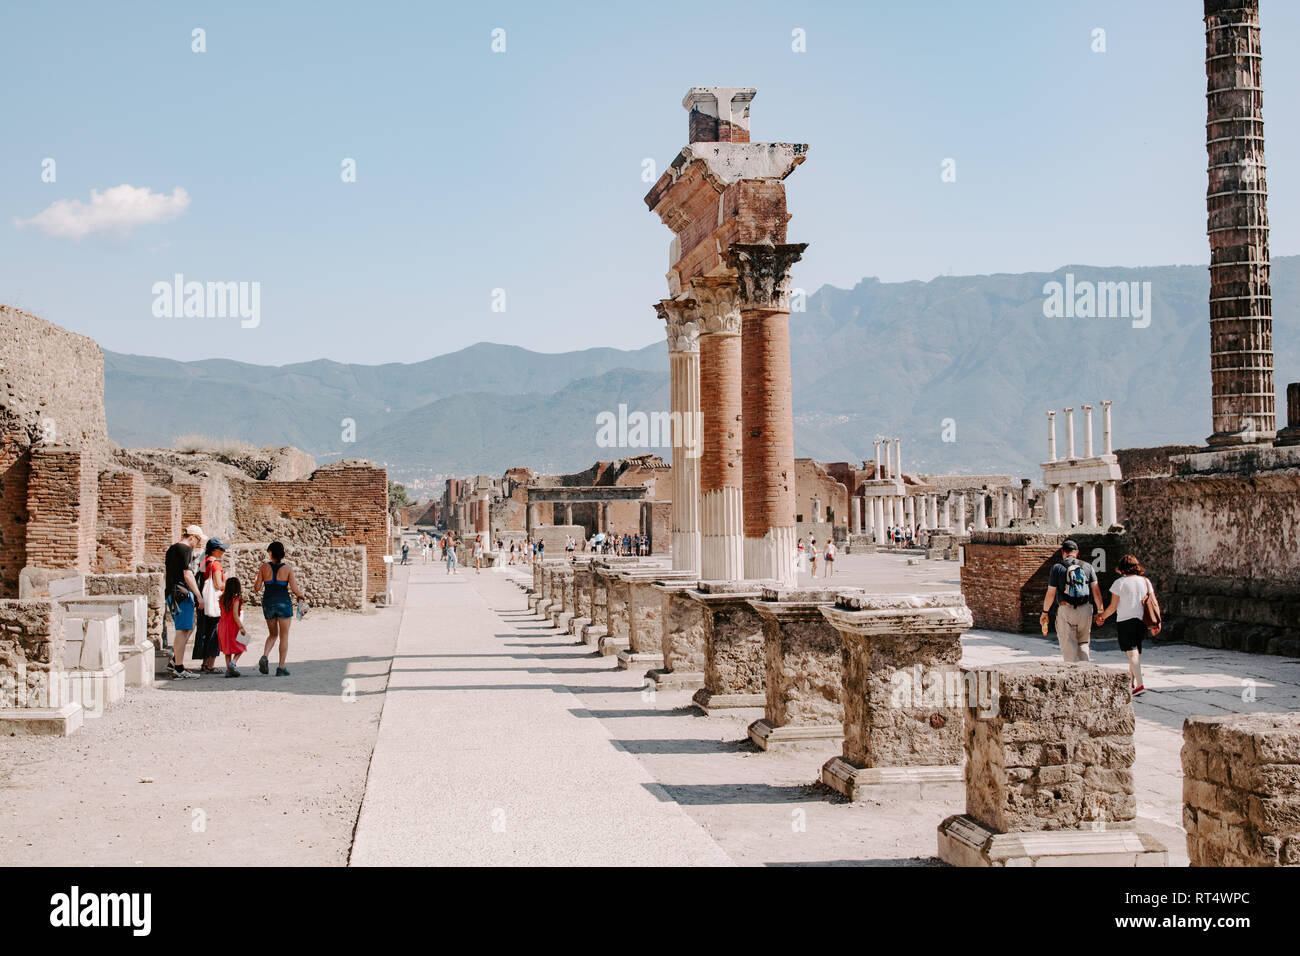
[164,525,206,678]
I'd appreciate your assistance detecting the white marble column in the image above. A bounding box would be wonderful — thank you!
[1082,481,1097,526]
[1101,480,1118,527]
[873,498,887,545]
[850,498,861,534]
[1082,404,1095,457]
[974,495,987,531]
[953,492,966,534]
[941,494,952,531]
[1102,401,1114,455]
[1065,483,1079,526]
[1065,407,1076,459]
[658,298,702,574]
[1047,486,1062,528]
[894,438,903,479]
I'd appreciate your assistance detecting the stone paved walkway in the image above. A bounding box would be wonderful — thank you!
[348,561,733,866]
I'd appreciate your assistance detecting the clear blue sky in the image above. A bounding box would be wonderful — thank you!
[2,0,1298,364]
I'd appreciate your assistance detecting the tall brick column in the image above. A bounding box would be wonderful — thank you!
[1205,0,1275,446]
[727,242,806,586]
[690,276,744,581]
[657,297,702,574]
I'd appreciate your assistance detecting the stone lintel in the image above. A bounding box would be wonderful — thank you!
[525,486,649,504]
[937,814,1167,868]
[820,591,972,637]
[597,634,629,656]
[860,479,905,496]
[691,689,765,713]
[1041,457,1122,485]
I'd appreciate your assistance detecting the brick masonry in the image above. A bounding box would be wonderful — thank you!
[96,470,147,573]
[25,445,97,574]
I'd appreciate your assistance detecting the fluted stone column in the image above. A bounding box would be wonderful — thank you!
[657,297,702,574]
[973,495,987,532]
[894,438,903,479]
[1101,480,1118,527]
[1046,410,1062,527]
[727,242,806,587]
[1082,482,1097,526]
[941,494,952,530]
[850,498,861,534]
[691,276,745,581]
[1065,483,1079,526]
[873,498,887,545]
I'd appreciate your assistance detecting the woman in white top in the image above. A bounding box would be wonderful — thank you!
[1097,554,1155,696]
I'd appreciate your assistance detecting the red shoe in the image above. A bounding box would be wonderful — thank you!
[1132,685,1145,696]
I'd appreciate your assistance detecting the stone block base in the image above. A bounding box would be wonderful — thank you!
[567,617,589,637]
[937,814,1168,867]
[692,688,765,714]
[597,634,628,657]
[0,703,84,736]
[821,757,964,801]
[749,719,842,752]
[647,668,704,692]
[65,662,127,716]
[616,650,663,671]
[581,624,607,647]
[121,641,156,687]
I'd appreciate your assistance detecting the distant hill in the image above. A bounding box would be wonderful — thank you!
[103,256,1300,480]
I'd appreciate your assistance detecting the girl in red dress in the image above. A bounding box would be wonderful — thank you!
[218,577,250,678]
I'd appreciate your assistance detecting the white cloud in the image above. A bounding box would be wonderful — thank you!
[15,184,190,240]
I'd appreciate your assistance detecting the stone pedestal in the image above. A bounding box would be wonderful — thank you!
[817,592,971,800]
[1182,713,1300,866]
[937,661,1167,867]
[61,594,153,687]
[617,571,697,670]
[747,588,842,751]
[647,583,707,691]
[687,583,765,713]
[598,567,632,656]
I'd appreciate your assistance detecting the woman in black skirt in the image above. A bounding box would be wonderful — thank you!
[192,537,228,674]
[1097,553,1155,696]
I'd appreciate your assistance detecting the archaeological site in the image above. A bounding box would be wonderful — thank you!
[1,0,1296,938]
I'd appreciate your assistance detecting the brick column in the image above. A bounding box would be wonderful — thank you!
[690,276,744,581]
[1205,0,1275,446]
[657,297,702,574]
[727,242,805,586]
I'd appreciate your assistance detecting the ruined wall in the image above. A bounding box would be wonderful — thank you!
[143,488,181,561]
[794,458,847,527]
[230,461,388,601]
[96,470,147,573]
[221,544,367,610]
[86,571,165,646]
[25,445,98,573]
[0,598,68,708]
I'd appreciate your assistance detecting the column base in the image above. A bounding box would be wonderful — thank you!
[616,650,663,671]
[647,668,705,692]
[0,703,84,737]
[691,688,765,714]
[820,758,964,801]
[671,530,702,576]
[581,623,607,647]
[597,634,629,656]
[567,617,589,637]
[744,526,797,587]
[748,719,842,752]
[937,814,1168,868]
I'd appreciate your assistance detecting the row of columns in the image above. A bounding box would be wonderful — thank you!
[659,245,806,586]
[1043,401,1120,530]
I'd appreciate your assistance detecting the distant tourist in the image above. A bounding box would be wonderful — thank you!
[193,537,228,675]
[473,534,485,572]
[1096,554,1159,696]
[446,535,459,574]
[218,576,250,677]
[808,541,818,577]
[1040,539,1104,663]
[164,525,206,679]
[824,539,836,577]
[400,541,409,565]
[253,541,306,677]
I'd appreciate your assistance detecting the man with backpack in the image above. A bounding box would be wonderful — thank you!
[1040,539,1105,662]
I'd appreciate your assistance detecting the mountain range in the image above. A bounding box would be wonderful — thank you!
[102,256,1300,484]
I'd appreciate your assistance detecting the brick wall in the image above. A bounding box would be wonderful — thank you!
[25,445,97,573]
[961,541,1061,633]
[231,462,389,601]
[0,598,68,708]
[0,438,30,598]
[96,470,147,572]
[143,488,181,562]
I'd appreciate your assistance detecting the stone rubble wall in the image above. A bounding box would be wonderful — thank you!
[1182,713,1300,866]
[964,662,1136,833]
[761,607,841,728]
[220,544,367,611]
[0,598,67,708]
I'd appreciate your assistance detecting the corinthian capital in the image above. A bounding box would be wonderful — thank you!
[687,275,742,335]
[724,242,808,312]
[655,297,700,353]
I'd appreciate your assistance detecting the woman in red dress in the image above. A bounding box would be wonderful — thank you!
[218,577,250,677]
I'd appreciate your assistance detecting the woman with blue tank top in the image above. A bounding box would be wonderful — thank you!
[253,540,306,676]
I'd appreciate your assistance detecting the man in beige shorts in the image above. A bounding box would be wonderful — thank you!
[1040,539,1105,662]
